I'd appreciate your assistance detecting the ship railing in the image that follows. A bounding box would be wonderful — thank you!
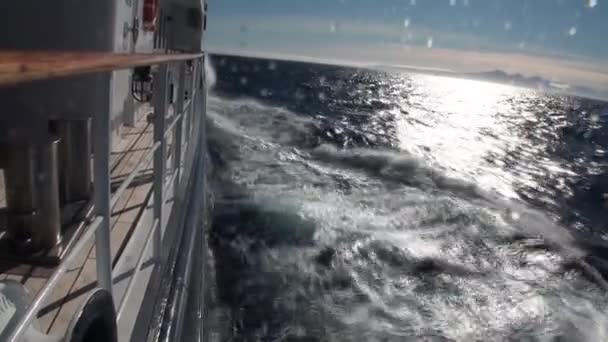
[0,51,205,342]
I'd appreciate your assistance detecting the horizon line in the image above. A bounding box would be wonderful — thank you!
[207,48,608,102]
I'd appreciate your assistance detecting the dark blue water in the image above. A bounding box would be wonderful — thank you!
[206,54,608,341]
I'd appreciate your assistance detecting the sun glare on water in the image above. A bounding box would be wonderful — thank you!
[397,75,564,199]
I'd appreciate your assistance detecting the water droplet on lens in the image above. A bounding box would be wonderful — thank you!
[403,18,410,28]
[239,77,248,85]
[260,88,269,97]
[426,37,434,48]
[449,0,456,6]
[568,26,577,36]
[504,21,512,31]
[591,113,599,122]
[462,0,469,6]
[330,21,337,33]
[268,61,276,70]
[587,0,597,8]
[318,92,326,101]
[410,0,416,5]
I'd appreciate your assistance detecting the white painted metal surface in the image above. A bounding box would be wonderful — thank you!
[153,63,170,263]
[94,73,115,297]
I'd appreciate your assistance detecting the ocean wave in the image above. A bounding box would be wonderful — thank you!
[311,144,481,198]
[208,95,593,257]
[206,92,608,341]
[208,95,597,260]
[205,56,217,89]
[208,96,319,148]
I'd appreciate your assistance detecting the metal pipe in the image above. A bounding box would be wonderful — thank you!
[181,109,190,163]
[36,138,62,250]
[188,62,199,157]
[185,60,197,145]
[179,97,192,163]
[183,98,192,114]
[191,60,199,138]
[4,138,62,254]
[6,216,104,342]
[174,63,186,191]
[4,145,36,215]
[117,218,159,319]
[51,118,92,204]
[162,172,177,203]
[93,77,113,295]
[163,112,183,140]
[153,63,169,261]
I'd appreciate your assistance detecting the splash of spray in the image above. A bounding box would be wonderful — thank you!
[205,57,217,89]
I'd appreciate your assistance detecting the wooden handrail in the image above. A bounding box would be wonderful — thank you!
[0,51,203,86]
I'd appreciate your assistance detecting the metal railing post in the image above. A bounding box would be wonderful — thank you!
[200,55,208,229]
[153,63,169,260]
[197,57,206,142]
[93,73,113,295]
[201,56,208,133]
[187,60,198,144]
[190,59,201,141]
[174,62,186,189]
[125,72,136,127]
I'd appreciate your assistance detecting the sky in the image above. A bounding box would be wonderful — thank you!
[206,0,608,96]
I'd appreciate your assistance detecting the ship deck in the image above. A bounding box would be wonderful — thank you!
[0,107,155,336]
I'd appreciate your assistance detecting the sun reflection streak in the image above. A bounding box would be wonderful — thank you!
[396,74,572,200]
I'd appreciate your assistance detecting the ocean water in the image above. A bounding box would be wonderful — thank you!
[205,54,608,341]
